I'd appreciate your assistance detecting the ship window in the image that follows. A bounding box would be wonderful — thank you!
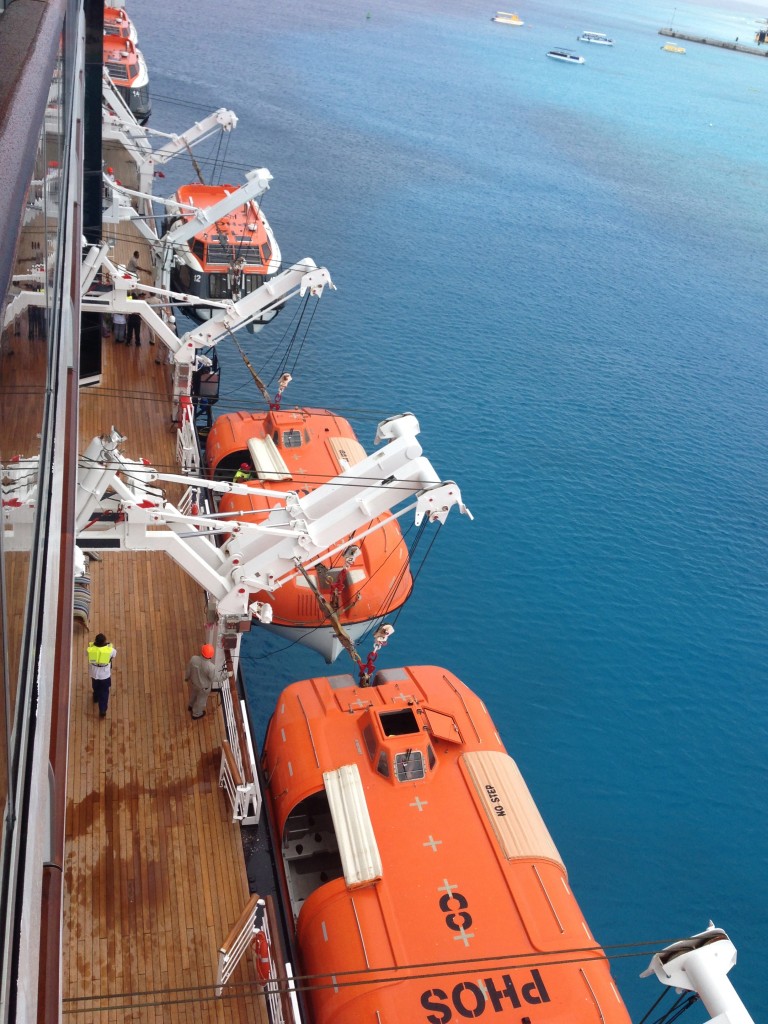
[376,751,389,778]
[362,723,377,760]
[380,708,420,736]
[394,749,425,782]
[282,429,302,449]
[427,744,436,770]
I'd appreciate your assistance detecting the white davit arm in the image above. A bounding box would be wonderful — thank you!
[150,109,238,166]
[641,923,755,1024]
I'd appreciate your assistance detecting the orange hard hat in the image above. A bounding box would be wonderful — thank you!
[201,644,214,659]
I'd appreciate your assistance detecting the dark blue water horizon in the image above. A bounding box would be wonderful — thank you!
[133,0,768,1017]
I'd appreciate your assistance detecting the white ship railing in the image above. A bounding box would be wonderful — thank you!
[215,894,302,1023]
[215,893,263,995]
[175,396,200,473]
[218,652,261,824]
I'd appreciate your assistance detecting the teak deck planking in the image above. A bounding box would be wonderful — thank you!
[63,237,268,1023]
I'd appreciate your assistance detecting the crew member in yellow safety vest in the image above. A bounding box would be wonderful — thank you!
[233,462,252,483]
[87,632,116,719]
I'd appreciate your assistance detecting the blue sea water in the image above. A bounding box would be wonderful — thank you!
[132,0,768,1017]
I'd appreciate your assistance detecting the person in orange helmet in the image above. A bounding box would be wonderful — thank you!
[184,643,216,719]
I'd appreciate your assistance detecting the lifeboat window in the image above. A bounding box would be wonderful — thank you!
[176,264,192,290]
[242,273,264,296]
[282,429,302,449]
[263,240,272,262]
[362,723,377,760]
[427,744,436,770]
[376,751,389,778]
[394,749,425,782]
[380,708,420,736]
[208,272,228,299]
[191,240,205,262]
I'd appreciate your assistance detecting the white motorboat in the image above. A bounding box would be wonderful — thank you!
[578,31,614,44]
[546,48,585,63]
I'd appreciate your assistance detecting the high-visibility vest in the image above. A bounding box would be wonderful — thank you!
[233,470,251,482]
[87,643,113,666]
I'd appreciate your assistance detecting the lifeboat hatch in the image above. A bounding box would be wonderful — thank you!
[422,706,462,744]
[282,790,344,920]
[379,708,420,736]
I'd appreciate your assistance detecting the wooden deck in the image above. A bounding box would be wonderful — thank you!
[63,260,269,1022]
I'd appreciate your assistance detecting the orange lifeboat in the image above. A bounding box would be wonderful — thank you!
[206,407,413,662]
[104,6,137,42]
[103,33,150,124]
[262,665,632,1024]
[162,182,282,327]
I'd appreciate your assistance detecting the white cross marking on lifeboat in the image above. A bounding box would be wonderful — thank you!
[423,835,442,852]
[348,699,369,710]
[437,879,459,897]
[410,797,428,812]
[453,925,475,947]
[391,691,412,703]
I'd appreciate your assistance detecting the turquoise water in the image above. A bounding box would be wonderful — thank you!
[134,0,768,1017]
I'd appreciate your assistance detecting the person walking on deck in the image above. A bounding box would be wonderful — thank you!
[87,633,116,718]
[126,306,142,346]
[185,643,216,719]
[112,310,126,343]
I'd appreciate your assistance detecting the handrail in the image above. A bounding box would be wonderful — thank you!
[264,895,302,1024]
[176,398,200,473]
[215,894,262,996]
[218,650,261,823]
[221,740,243,787]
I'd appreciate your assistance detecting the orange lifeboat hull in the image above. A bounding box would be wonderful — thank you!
[262,666,632,1024]
[206,408,413,661]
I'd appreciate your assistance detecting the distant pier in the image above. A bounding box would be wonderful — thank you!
[659,27,768,56]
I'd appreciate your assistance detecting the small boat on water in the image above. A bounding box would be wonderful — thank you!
[661,42,686,52]
[205,407,414,662]
[161,180,282,326]
[491,10,524,25]
[262,664,632,1024]
[102,33,151,124]
[578,30,614,45]
[546,47,585,63]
